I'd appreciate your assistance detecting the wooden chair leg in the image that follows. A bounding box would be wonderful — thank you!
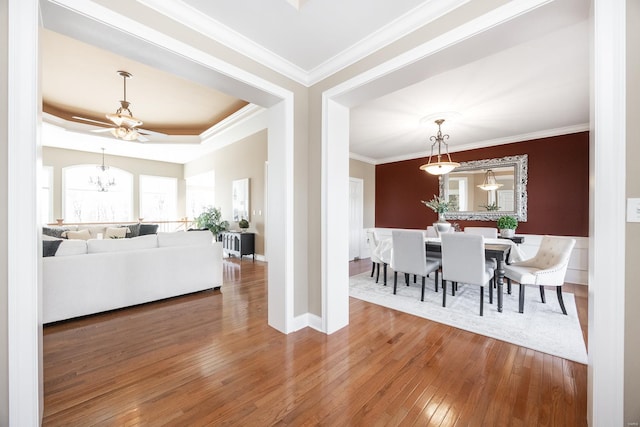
[479,286,484,316]
[452,281,456,296]
[405,273,410,286]
[371,261,375,277]
[393,271,398,295]
[519,283,525,313]
[489,279,493,304]
[414,274,417,283]
[421,276,426,301]
[375,263,380,283]
[539,285,546,303]
[383,263,387,286]
[434,270,439,293]
[442,280,447,307]
[556,286,567,315]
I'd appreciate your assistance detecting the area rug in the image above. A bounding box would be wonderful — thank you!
[349,272,588,364]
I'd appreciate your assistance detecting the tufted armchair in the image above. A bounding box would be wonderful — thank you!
[504,236,576,314]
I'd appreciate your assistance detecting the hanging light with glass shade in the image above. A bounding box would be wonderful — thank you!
[419,119,460,175]
[89,148,116,192]
[477,169,504,191]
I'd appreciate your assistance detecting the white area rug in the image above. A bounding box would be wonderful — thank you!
[350,272,588,364]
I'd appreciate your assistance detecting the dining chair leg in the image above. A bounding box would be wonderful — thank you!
[383,263,387,286]
[393,272,398,294]
[507,277,512,294]
[489,280,493,305]
[371,262,375,277]
[479,286,484,316]
[539,285,546,303]
[452,281,456,296]
[421,276,426,301]
[442,280,447,307]
[375,263,380,283]
[518,282,525,313]
[556,286,568,315]
[405,273,410,286]
[414,274,417,283]
[434,270,439,293]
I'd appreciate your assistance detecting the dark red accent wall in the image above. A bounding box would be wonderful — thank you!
[375,132,589,236]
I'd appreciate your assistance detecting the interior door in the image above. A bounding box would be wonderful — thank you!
[349,178,364,261]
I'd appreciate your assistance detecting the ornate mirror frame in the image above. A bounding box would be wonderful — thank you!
[439,154,528,221]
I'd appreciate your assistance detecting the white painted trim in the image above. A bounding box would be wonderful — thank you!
[589,0,626,424]
[293,313,323,333]
[8,0,42,423]
[349,177,365,260]
[348,152,377,165]
[135,0,471,86]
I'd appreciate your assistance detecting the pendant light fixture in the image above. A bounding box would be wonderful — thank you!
[477,169,504,191]
[89,148,116,192]
[106,71,142,141]
[419,119,460,175]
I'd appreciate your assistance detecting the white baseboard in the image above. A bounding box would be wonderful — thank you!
[292,312,323,332]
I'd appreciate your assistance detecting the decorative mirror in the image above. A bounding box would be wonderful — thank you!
[232,178,250,221]
[439,154,528,221]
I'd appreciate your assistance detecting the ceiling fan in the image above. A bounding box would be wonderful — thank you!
[73,70,165,142]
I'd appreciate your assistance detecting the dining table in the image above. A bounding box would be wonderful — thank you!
[424,238,512,312]
[375,235,519,313]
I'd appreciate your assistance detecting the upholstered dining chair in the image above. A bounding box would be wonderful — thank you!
[464,227,498,238]
[366,229,387,285]
[503,235,576,314]
[391,230,440,301]
[440,233,494,316]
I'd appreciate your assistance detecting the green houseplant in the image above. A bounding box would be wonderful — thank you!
[195,206,229,238]
[497,215,518,237]
[238,218,249,231]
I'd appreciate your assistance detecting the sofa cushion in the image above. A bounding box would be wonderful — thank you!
[64,229,92,240]
[105,227,128,239]
[84,226,107,239]
[123,223,141,238]
[43,240,63,257]
[87,234,158,254]
[56,239,88,256]
[157,231,213,247]
[139,223,159,236]
[43,225,76,238]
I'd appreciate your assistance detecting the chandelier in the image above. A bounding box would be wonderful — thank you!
[477,169,504,191]
[106,71,142,141]
[419,119,460,175]
[89,148,116,192]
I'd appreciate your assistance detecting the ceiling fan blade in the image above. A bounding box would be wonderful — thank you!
[90,128,113,133]
[72,116,113,127]
[136,134,150,142]
[137,127,167,137]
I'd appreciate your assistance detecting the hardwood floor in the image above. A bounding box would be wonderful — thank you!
[43,258,587,426]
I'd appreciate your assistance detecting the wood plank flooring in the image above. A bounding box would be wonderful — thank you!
[43,258,587,426]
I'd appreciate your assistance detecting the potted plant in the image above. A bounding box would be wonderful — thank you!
[238,218,249,232]
[195,206,229,239]
[497,215,518,238]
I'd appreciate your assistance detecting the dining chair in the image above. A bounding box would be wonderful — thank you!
[391,230,440,301]
[464,227,498,238]
[366,229,387,285]
[440,233,494,316]
[503,235,576,314]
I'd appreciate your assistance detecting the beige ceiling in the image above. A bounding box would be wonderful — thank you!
[41,29,248,136]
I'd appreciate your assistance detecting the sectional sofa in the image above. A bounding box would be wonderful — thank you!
[42,230,223,323]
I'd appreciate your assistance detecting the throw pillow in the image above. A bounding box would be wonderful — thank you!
[64,229,91,240]
[122,223,141,238]
[105,227,128,239]
[42,239,63,257]
[139,223,159,236]
[43,226,71,239]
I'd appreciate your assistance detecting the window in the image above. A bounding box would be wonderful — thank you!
[186,171,215,219]
[63,165,133,222]
[40,166,53,224]
[139,175,177,222]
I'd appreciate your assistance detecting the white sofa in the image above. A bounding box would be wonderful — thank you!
[43,230,223,323]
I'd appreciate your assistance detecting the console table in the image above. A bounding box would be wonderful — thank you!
[220,231,255,260]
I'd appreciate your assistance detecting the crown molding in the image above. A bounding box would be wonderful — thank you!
[348,152,378,165]
[374,123,590,165]
[136,0,470,87]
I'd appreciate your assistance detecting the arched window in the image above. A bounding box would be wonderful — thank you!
[63,165,133,222]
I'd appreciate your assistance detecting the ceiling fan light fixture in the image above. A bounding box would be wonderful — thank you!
[106,71,143,137]
[419,118,460,175]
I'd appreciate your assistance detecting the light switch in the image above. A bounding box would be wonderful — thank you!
[627,198,640,222]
